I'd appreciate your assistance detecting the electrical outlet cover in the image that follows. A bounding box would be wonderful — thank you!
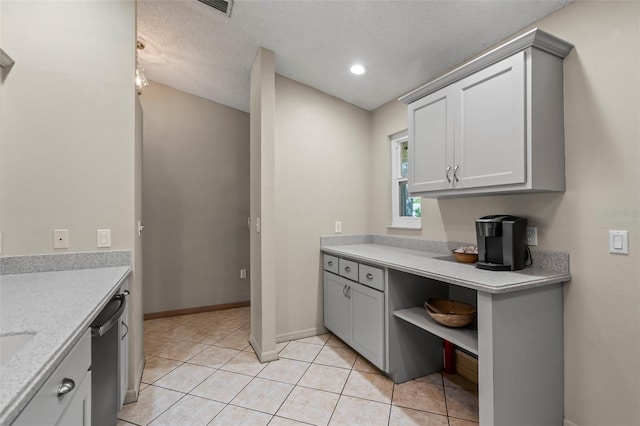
[53,229,69,249]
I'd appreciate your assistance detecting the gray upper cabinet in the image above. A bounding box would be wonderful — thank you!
[402,28,573,198]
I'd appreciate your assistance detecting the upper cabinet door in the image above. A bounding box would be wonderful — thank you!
[453,51,526,189]
[408,90,454,193]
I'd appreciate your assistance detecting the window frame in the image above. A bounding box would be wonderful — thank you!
[390,131,421,229]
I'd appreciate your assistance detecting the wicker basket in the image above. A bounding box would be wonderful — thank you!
[424,298,476,328]
[451,250,478,264]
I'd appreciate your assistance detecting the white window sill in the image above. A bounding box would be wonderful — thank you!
[387,225,422,231]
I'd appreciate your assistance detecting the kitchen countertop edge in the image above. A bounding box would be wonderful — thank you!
[321,243,570,294]
[0,266,132,425]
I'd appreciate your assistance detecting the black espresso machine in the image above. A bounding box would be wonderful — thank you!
[475,215,528,271]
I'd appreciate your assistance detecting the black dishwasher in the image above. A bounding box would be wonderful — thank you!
[90,290,128,426]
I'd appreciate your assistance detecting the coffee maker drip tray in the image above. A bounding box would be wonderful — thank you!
[476,261,513,271]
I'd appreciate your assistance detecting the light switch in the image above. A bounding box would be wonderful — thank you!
[97,229,111,248]
[609,230,628,254]
[613,235,623,250]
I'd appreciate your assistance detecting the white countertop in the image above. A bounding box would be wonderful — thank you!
[0,266,132,425]
[321,243,570,293]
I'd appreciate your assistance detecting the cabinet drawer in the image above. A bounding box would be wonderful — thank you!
[359,264,384,292]
[323,254,339,274]
[338,258,359,281]
[14,329,91,425]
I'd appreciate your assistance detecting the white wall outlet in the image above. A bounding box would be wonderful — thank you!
[526,227,538,246]
[240,269,247,279]
[335,221,342,234]
[609,230,629,254]
[53,229,69,249]
[97,229,111,248]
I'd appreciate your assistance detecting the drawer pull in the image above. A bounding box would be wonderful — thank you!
[366,273,374,280]
[328,261,333,266]
[344,266,351,272]
[57,378,75,397]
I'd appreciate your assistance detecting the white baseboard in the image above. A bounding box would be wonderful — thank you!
[123,356,146,405]
[276,326,328,343]
[564,419,579,426]
[249,334,279,363]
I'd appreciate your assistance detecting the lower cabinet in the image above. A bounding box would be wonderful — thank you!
[13,329,92,426]
[56,371,91,426]
[323,270,384,369]
[118,280,130,408]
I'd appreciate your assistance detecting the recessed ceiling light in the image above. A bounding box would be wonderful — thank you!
[350,64,367,75]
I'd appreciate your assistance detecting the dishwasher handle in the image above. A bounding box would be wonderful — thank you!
[91,293,127,337]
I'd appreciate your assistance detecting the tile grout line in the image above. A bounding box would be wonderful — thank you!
[134,310,479,425]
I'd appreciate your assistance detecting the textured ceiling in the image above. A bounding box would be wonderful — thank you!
[137,0,571,113]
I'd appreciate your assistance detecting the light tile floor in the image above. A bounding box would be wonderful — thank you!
[118,307,479,426]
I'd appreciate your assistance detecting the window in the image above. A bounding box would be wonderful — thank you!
[390,131,421,229]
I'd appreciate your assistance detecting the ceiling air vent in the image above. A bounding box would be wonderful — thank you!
[197,0,234,17]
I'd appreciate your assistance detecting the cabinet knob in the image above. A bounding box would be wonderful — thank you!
[344,266,351,272]
[445,166,452,183]
[57,378,75,397]
[328,261,333,266]
[366,273,374,280]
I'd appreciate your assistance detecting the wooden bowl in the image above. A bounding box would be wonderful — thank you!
[424,298,476,328]
[451,250,478,264]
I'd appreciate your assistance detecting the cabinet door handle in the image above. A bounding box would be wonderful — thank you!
[122,320,129,339]
[327,261,333,266]
[445,166,452,183]
[347,287,351,299]
[453,164,460,182]
[344,266,351,272]
[57,378,75,397]
[343,285,348,298]
[366,273,374,280]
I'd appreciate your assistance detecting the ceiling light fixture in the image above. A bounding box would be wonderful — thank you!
[136,40,149,94]
[350,64,367,75]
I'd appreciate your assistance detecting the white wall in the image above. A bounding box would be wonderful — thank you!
[0,0,136,255]
[0,0,143,401]
[249,48,278,362]
[273,74,372,341]
[370,2,640,424]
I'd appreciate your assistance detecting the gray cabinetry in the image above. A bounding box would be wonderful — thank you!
[13,330,92,426]
[349,280,384,368]
[322,241,569,426]
[322,255,385,370]
[403,28,573,198]
[323,271,350,344]
[118,280,130,408]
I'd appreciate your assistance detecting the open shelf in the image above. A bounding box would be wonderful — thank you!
[393,307,478,355]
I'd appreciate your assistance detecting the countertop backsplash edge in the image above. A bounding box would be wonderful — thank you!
[0,250,132,275]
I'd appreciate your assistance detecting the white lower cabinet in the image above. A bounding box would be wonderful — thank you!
[323,255,385,370]
[13,329,91,426]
